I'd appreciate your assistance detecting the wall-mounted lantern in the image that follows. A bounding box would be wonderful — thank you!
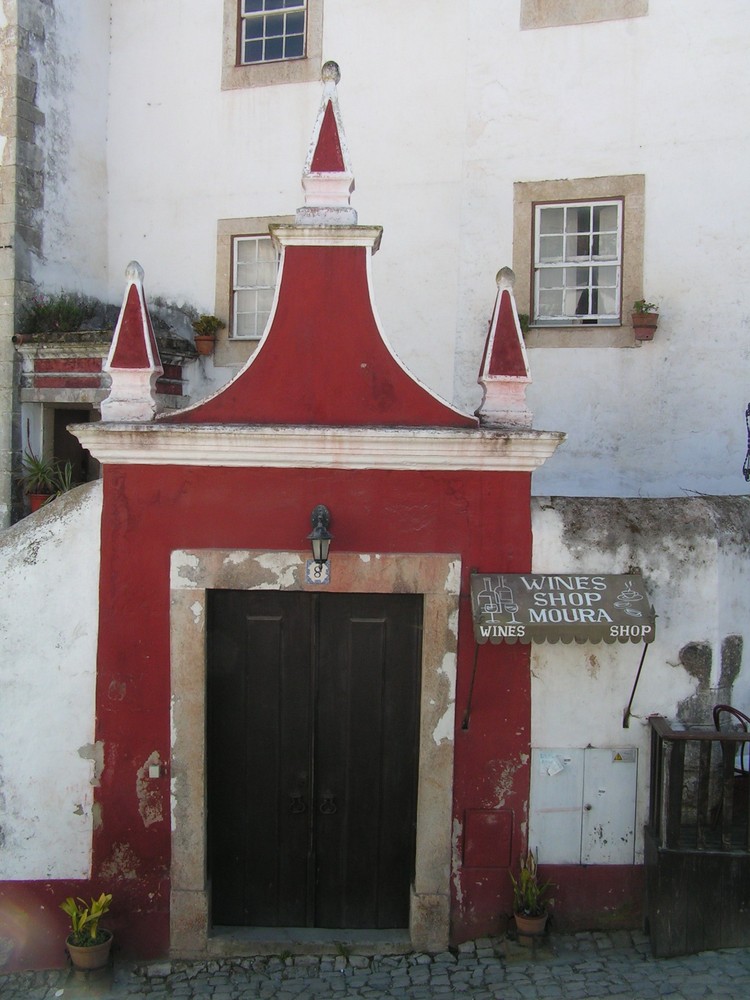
[307,504,332,565]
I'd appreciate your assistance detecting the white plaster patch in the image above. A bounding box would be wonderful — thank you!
[432,706,454,745]
[359,554,371,562]
[447,607,459,638]
[224,551,250,566]
[171,551,201,589]
[190,601,203,624]
[254,552,302,589]
[439,652,457,703]
[445,560,461,595]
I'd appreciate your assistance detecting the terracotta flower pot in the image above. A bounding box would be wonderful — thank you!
[514,911,548,946]
[632,312,659,341]
[66,930,113,970]
[194,334,216,356]
[28,492,52,513]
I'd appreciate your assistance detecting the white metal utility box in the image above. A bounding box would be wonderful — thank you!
[529,747,638,864]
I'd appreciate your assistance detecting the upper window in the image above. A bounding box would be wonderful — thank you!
[533,200,622,326]
[512,175,645,348]
[214,216,292,368]
[223,0,323,90]
[240,0,306,65]
[232,235,280,339]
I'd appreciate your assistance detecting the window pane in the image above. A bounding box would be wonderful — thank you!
[597,286,617,315]
[285,33,304,58]
[257,239,277,262]
[265,35,284,59]
[257,261,278,286]
[571,205,591,235]
[594,203,618,233]
[538,290,563,317]
[538,267,564,289]
[567,232,590,260]
[243,39,263,63]
[595,232,618,258]
[286,11,305,32]
[266,14,284,36]
[594,265,618,289]
[266,0,285,10]
[244,0,264,13]
[539,207,564,235]
[245,17,264,39]
[538,234,564,263]
[574,266,591,289]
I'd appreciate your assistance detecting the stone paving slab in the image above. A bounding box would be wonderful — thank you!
[2,931,750,1000]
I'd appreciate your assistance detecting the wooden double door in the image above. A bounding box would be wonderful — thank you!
[207,590,423,929]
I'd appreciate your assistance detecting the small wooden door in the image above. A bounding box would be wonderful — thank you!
[207,590,422,928]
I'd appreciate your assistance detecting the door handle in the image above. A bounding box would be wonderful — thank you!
[319,794,337,815]
[289,793,307,814]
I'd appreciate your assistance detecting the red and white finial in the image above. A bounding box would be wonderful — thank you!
[476,267,533,428]
[297,61,357,225]
[101,261,163,421]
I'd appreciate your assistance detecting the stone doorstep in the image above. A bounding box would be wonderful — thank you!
[202,926,413,959]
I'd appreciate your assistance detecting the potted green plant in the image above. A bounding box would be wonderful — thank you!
[510,849,552,945]
[60,892,113,970]
[632,299,659,341]
[18,453,76,512]
[18,450,59,512]
[191,314,225,355]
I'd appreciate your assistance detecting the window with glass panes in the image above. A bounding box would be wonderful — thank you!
[533,200,622,325]
[240,0,306,65]
[232,236,279,339]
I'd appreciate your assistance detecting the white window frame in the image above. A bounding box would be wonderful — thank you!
[231,235,280,341]
[533,199,623,327]
[222,0,323,90]
[239,0,307,67]
[512,175,645,349]
[214,216,292,368]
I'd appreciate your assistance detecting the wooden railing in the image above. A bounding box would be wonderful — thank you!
[648,715,750,853]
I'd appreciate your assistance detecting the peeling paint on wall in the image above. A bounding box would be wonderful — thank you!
[99,841,139,881]
[77,741,104,787]
[136,753,164,828]
[451,817,464,906]
[484,753,525,809]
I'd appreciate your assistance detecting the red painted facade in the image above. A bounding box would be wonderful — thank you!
[92,464,534,957]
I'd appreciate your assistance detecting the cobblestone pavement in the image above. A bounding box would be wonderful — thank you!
[2,931,750,1000]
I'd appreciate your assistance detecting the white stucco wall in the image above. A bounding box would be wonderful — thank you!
[531,495,750,863]
[22,0,750,500]
[0,482,101,879]
[31,0,110,295]
[99,1,750,498]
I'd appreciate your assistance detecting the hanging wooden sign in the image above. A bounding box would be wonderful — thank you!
[470,573,655,644]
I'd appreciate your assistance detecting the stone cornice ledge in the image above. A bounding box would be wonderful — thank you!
[71,423,566,472]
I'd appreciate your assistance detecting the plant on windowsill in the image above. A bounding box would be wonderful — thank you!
[631,300,659,341]
[510,849,552,946]
[191,314,225,355]
[60,892,114,970]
